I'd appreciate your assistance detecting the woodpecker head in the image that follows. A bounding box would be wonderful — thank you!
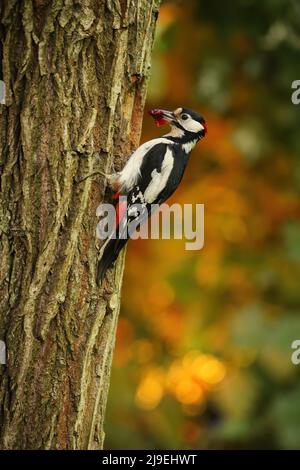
[149,107,207,141]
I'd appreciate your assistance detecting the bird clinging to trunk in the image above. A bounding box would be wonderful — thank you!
[97,107,207,284]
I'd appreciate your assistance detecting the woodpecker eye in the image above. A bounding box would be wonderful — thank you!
[181,114,189,121]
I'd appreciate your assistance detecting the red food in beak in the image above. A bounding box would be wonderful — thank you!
[149,109,167,127]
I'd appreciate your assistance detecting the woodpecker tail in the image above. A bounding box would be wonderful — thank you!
[97,195,128,285]
[96,236,127,285]
[96,190,128,285]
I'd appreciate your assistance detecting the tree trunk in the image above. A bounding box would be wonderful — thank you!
[0,0,160,450]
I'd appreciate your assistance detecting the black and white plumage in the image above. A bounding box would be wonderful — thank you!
[97,107,207,284]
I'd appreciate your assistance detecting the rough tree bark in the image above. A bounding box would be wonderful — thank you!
[0,0,160,450]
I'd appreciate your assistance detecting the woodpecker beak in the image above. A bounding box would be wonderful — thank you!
[149,109,175,127]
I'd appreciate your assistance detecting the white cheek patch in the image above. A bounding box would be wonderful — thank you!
[183,120,204,133]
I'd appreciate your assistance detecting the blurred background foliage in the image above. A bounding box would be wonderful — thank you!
[105,0,300,449]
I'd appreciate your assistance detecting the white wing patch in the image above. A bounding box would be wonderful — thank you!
[118,138,173,192]
[144,147,174,203]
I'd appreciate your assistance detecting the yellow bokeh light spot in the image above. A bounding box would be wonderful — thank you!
[175,380,204,405]
[196,357,226,385]
[190,354,210,372]
[135,370,164,410]
[166,361,186,390]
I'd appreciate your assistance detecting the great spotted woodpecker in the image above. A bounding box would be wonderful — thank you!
[97,107,207,284]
